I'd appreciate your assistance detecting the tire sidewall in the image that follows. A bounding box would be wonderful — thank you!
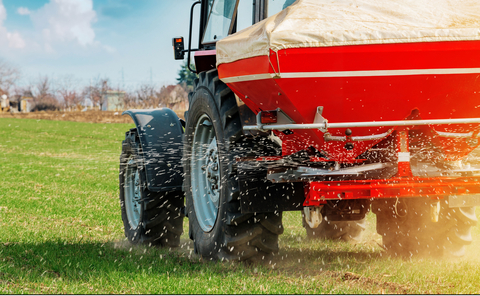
[185,86,230,257]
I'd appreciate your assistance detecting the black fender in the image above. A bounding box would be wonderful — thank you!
[123,108,184,192]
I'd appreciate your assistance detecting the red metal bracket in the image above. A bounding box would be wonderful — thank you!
[303,176,480,207]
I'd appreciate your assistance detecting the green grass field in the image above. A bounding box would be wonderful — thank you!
[2,117,480,294]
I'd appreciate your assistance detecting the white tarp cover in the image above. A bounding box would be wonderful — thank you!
[216,0,480,66]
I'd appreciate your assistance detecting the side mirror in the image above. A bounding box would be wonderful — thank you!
[173,37,185,60]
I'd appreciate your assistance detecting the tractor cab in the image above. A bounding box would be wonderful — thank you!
[173,0,296,72]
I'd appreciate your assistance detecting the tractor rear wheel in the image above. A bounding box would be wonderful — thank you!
[119,129,184,247]
[303,215,365,243]
[184,69,283,262]
[373,198,477,257]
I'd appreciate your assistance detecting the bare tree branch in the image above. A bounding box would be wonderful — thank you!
[0,59,20,95]
[83,76,110,109]
[57,75,82,110]
[30,75,60,111]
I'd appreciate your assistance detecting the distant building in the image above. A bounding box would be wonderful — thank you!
[8,95,21,113]
[102,90,125,111]
[1,94,9,112]
[7,94,33,113]
[20,97,33,113]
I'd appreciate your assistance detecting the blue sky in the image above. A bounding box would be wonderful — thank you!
[0,0,199,90]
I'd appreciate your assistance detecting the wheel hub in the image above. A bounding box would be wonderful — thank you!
[191,114,221,232]
[124,157,142,229]
[203,139,220,203]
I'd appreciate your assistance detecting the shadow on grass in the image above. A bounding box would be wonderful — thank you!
[0,239,207,282]
[0,237,391,284]
[0,239,419,294]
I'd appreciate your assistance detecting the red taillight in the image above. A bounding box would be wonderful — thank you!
[260,111,277,124]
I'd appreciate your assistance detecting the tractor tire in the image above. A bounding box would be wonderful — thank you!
[303,215,366,243]
[184,69,283,262]
[373,198,477,257]
[119,128,184,247]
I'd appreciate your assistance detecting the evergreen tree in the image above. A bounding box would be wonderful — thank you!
[176,61,197,91]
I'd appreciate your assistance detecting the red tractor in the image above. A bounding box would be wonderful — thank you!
[119,0,480,261]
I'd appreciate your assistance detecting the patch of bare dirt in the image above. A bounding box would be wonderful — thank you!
[338,271,413,294]
[0,110,186,123]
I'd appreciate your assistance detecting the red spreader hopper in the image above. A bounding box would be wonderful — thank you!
[217,0,480,163]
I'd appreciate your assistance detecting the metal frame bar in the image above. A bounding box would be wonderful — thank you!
[244,114,480,131]
[303,176,480,207]
[253,0,266,23]
[186,1,202,73]
[267,163,392,183]
[228,0,240,35]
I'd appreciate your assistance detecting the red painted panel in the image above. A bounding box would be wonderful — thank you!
[277,41,480,72]
[218,56,271,78]
[217,41,480,161]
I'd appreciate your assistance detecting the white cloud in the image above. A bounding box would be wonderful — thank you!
[30,0,97,47]
[0,0,115,56]
[6,32,25,48]
[0,1,26,49]
[17,7,31,15]
[102,44,116,54]
[0,2,6,22]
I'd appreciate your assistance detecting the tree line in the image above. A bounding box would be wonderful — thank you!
[0,59,197,111]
